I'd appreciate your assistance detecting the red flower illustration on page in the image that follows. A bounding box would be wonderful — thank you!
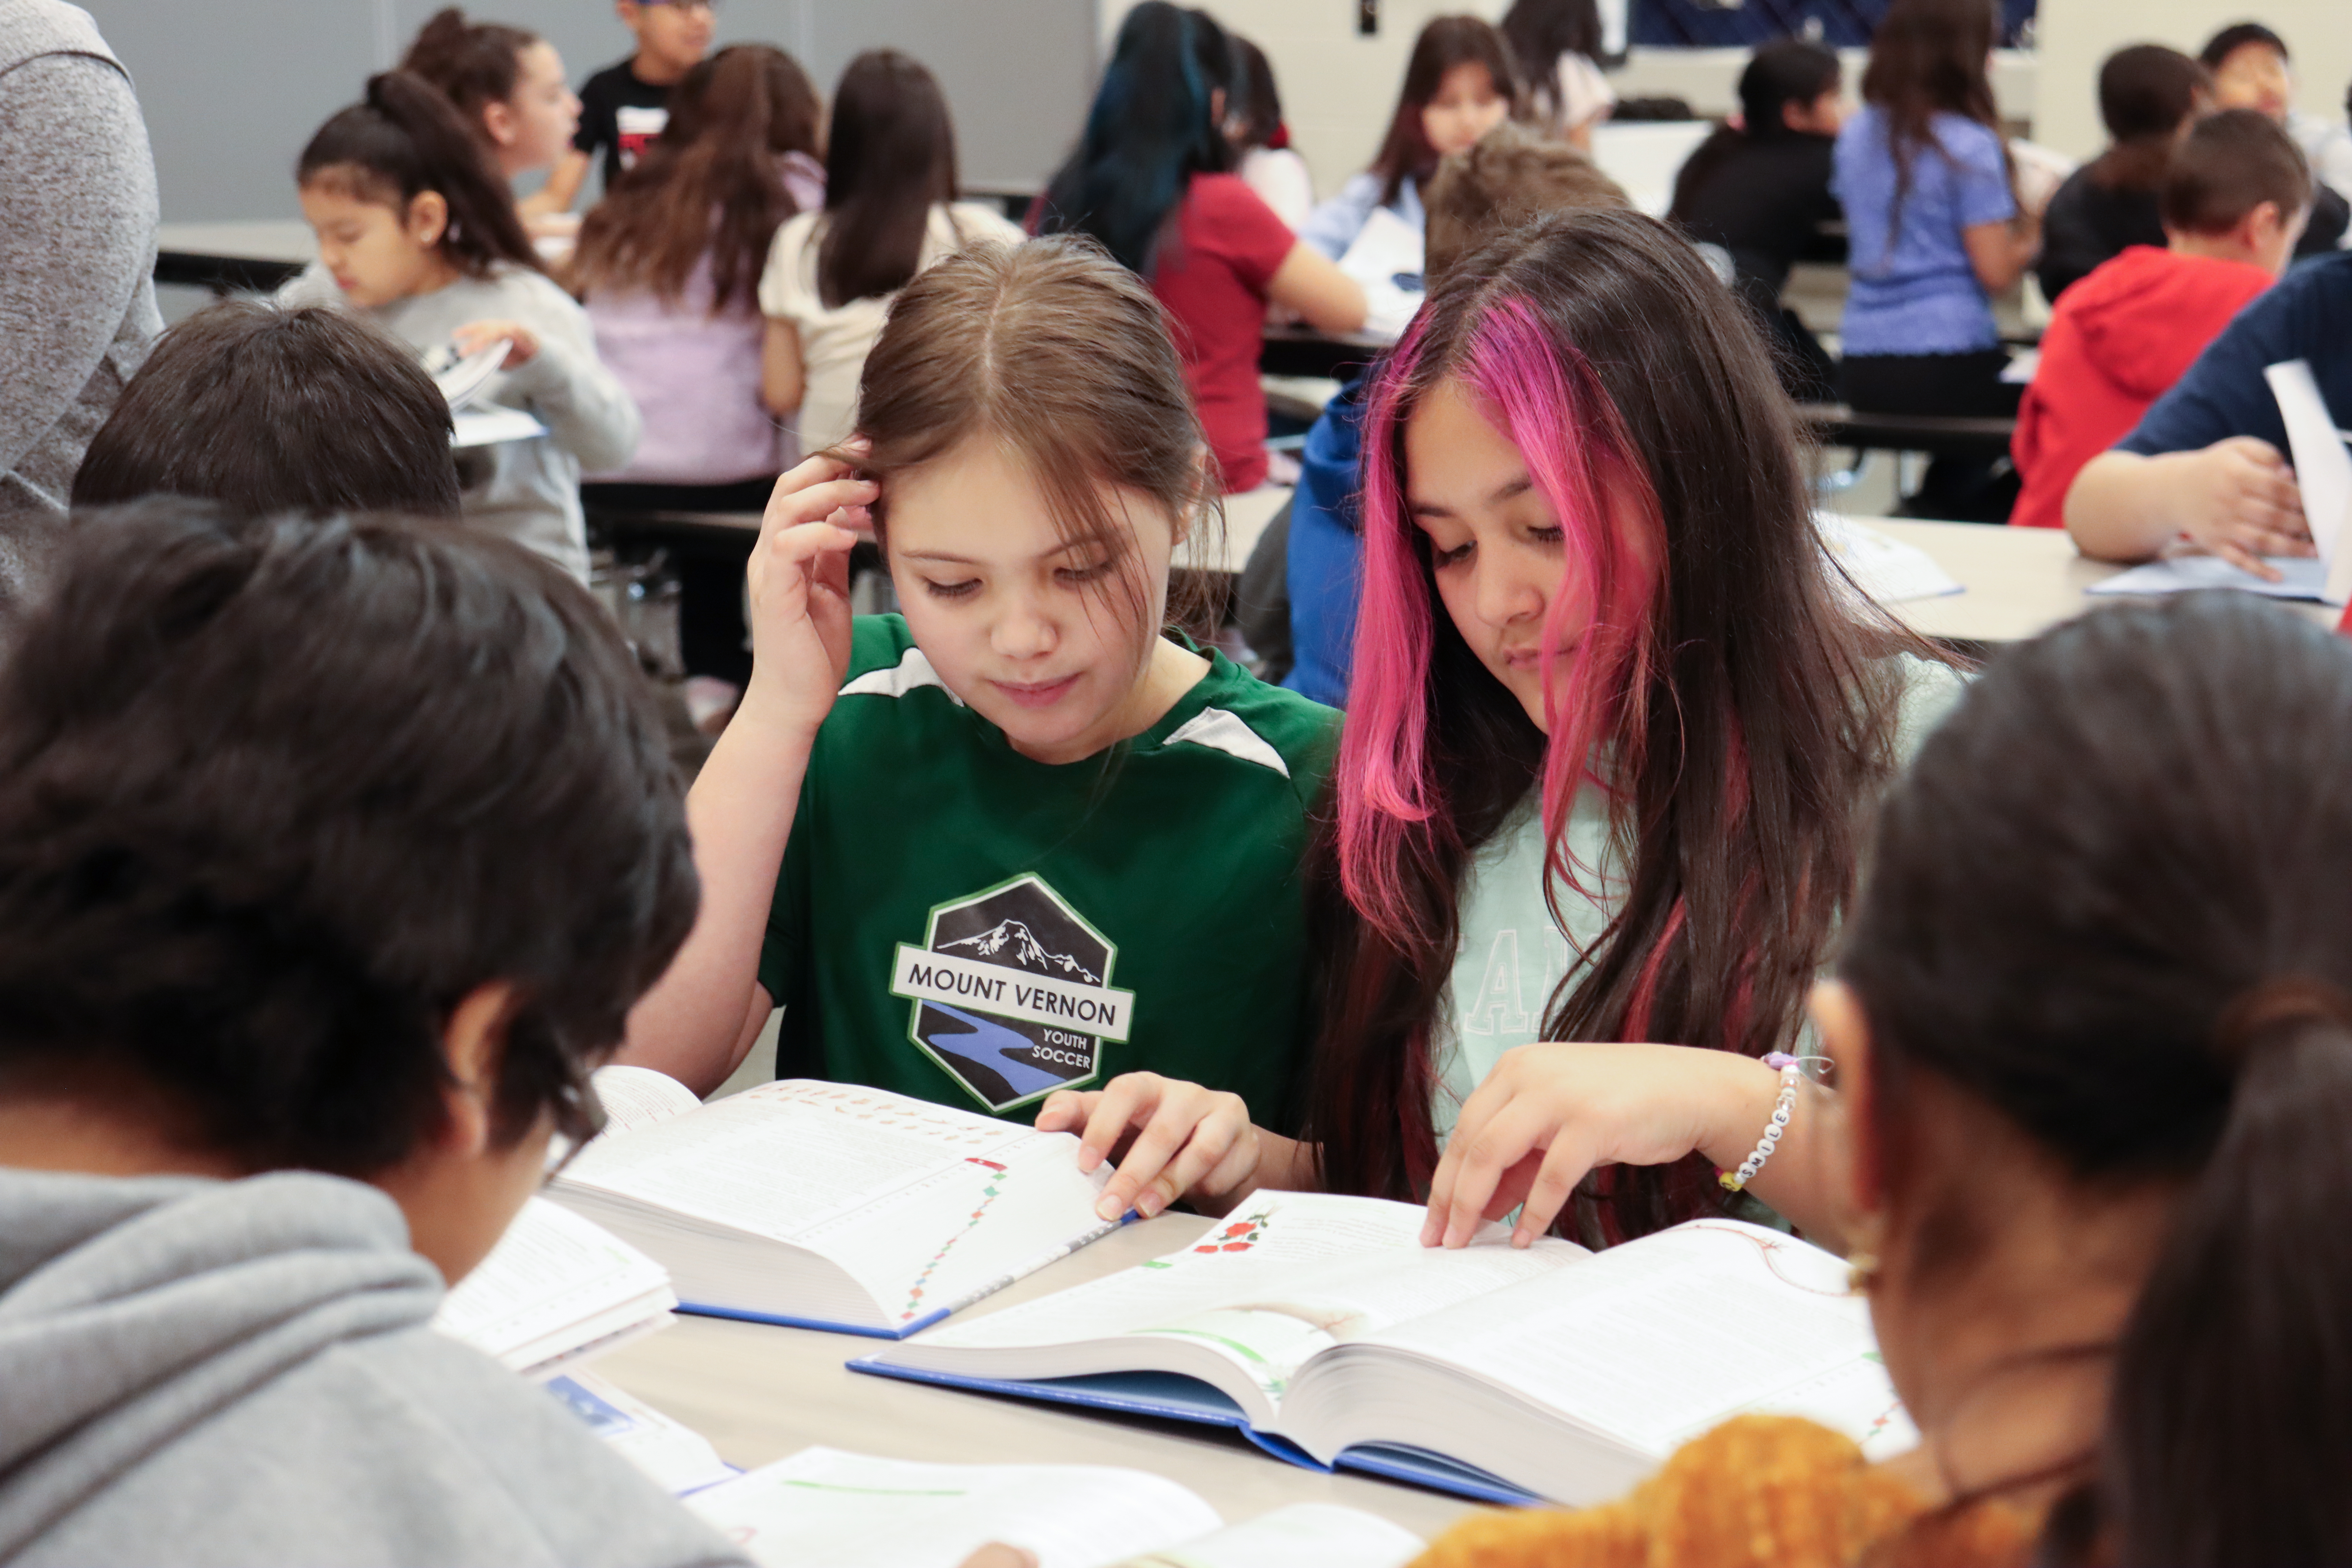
[1193,1209,1272,1253]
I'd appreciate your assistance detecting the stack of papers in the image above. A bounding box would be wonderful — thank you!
[1815,513,1965,606]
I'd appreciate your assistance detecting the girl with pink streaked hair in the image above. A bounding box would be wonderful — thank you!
[1044,209,1962,1254]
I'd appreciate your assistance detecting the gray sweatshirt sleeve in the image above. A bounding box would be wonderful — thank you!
[0,49,158,477]
[504,280,642,474]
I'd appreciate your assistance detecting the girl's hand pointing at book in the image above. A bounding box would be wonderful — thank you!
[1038,1073,1265,1223]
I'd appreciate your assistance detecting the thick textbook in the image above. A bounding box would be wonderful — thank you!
[547,1074,1121,1337]
[855,1192,1912,1505]
[433,1195,676,1378]
[686,1446,1424,1568]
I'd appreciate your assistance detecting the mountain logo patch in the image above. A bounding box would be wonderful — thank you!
[890,874,1135,1112]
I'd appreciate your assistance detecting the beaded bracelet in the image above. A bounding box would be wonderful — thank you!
[1718,1051,1805,1193]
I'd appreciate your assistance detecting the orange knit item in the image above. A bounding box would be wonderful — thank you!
[1411,1416,2036,1568]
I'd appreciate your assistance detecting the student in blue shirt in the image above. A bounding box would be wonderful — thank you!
[1833,0,2038,520]
[2064,249,2352,578]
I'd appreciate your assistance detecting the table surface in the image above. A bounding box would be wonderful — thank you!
[594,1211,1485,1540]
[155,219,318,264]
[1863,517,2337,643]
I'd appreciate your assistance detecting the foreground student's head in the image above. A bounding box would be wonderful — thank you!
[0,502,696,1285]
[1830,594,2352,1564]
[853,237,1217,765]
[1422,121,1630,288]
[2161,107,2311,275]
[401,6,580,180]
[297,70,543,307]
[71,299,460,517]
[2200,21,2295,124]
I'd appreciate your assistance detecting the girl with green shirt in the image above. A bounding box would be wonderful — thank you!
[620,237,1339,1121]
[1044,210,1961,1248]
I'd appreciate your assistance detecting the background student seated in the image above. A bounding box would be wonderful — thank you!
[533,0,713,219]
[1418,593,2352,1568]
[1667,38,1845,402]
[70,299,461,518]
[2064,247,2352,577]
[2199,21,2349,258]
[400,8,581,234]
[2011,111,2306,532]
[1501,0,1613,151]
[0,501,733,1566]
[2034,45,2209,304]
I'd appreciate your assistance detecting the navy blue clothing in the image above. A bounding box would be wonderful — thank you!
[1282,374,1370,709]
[2118,251,2352,457]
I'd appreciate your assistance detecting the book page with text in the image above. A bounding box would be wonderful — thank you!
[687,1447,1222,1568]
[591,1064,704,1135]
[434,1197,675,1371]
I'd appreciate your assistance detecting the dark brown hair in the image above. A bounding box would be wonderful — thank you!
[2199,21,2289,72]
[0,500,697,1172]
[1499,0,1605,124]
[1859,0,2005,216]
[855,236,1221,645]
[2090,44,2209,191]
[1840,594,2352,1566]
[816,50,960,310]
[400,6,537,151]
[2160,107,2310,235]
[571,44,819,312]
[72,299,459,518]
[1424,121,1629,286]
[1370,16,1521,207]
[1309,209,1935,1241]
[297,70,543,278]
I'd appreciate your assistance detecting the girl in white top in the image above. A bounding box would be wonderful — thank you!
[758,50,1021,454]
[284,72,638,583]
[1502,0,1616,149]
[1034,210,1963,1257]
[1225,34,1313,230]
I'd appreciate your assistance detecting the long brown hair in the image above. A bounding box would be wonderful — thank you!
[2088,44,2207,192]
[1840,594,2352,1566]
[817,50,958,310]
[1370,16,1521,207]
[1858,0,2004,216]
[1307,210,1934,1242]
[399,6,535,152]
[854,237,1221,646]
[570,44,819,312]
[297,71,542,279]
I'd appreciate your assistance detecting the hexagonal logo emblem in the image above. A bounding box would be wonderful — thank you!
[889,873,1136,1113]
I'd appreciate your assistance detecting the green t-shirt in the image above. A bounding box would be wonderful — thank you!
[757,615,1341,1126]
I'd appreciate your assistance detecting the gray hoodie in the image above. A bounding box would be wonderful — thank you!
[0,1168,748,1568]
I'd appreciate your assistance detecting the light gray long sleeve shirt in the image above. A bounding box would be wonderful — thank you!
[0,0,161,620]
[281,262,641,583]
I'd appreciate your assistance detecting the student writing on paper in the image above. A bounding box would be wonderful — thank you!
[70,298,462,518]
[280,73,641,584]
[619,239,1340,1125]
[1297,16,1517,264]
[1283,123,1630,706]
[2010,111,2308,534]
[1420,593,2352,1568]
[1039,211,1961,1248]
[1035,3,1364,494]
[2063,250,2352,579]
[0,501,736,1566]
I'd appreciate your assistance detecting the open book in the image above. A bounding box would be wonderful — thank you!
[855,1192,1911,1506]
[686,1447,1424,1568]
[433,1195,676,1378]
[546,1073,1121,1337]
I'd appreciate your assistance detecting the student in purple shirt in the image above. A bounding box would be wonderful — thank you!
[1834,0,2038,520]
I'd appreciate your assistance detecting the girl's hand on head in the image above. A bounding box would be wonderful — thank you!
[450,319,541,367]
[739,451,875,737]
[1421,1041,1781,1250]
[1036,1073,1261,1223]
[2176,436,2312,580]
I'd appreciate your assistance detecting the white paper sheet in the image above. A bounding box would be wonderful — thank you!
[2086,553,2329,601]
[687,1447,1222,1568]
[1815,513,1965,605]
[450,405,548,448]
[1109,1504,1423,1568]
[1337,206,1424,343]
[2264,359,2352,602]
[547,1370,736,1495]
[425,338,509,410]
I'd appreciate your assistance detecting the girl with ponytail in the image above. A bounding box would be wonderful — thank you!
[398,6,580,228]
[284,71,640,583]
[1037,209,1957,1250]
[1418,591,2352,1566]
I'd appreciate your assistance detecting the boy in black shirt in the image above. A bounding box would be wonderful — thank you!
[526,0,713,218]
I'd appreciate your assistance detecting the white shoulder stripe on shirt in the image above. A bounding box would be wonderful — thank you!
[838,647,964,706]
[1164,708,1290,777]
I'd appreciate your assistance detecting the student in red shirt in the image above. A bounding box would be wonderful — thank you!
[1037,2,1364,493]
[2012,110,2308,530]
